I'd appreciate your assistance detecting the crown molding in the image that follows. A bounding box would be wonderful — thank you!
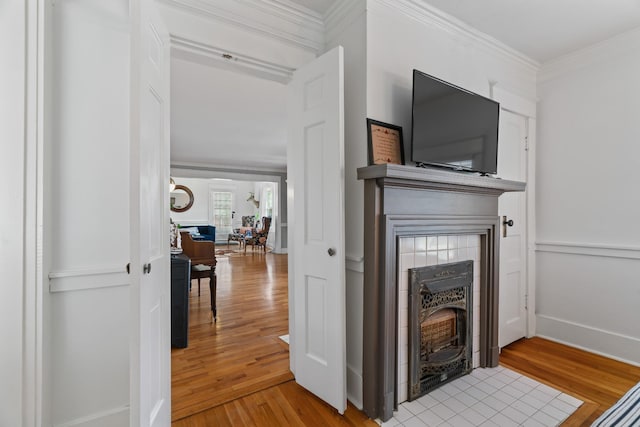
[371,0,539,72]
[159,0,324,53]
[324,0,366,48]
[171,162,287,175]
[249,0,324,25]
[538,26,640,83]
[171,35,295,83]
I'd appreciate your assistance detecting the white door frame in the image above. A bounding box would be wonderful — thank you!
[14,0,47,424]
[492,85,538,339]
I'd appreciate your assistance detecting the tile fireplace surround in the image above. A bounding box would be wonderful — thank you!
[358,164,525,422]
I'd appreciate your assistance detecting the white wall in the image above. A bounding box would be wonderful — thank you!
[366,1,537,153]
[0,2,26,425]
[170,177,211,225]
[536,29,640,364]
[235,181,260,227]
[170,177,266,229]
[47,1,131,425]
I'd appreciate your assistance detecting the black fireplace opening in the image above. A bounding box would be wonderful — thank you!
[408,260,473,401]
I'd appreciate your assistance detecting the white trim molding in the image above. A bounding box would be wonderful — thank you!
[324,0,366,49]
[52,405,129,427]
[492,85,537,119]
[171,161,287,175]
[159,0,324,53]
[171,35,295,83]
[537,315,640,367]
[49,267,130,293]
[371,0,539,72]
[347,363,364,409]
[536,241,640,260]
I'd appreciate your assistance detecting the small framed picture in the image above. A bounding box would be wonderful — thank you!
[366,118,405,165]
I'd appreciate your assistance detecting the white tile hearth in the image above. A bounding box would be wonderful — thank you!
[376,366,582,427]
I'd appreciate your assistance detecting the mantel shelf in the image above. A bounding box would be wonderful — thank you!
[357,164,526,194]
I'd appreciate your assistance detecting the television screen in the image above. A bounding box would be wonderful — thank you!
[411,70,500,175]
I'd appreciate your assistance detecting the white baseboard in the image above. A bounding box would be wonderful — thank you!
[347,364,363,410]
[54,405,129,427]
[536,314,640,367]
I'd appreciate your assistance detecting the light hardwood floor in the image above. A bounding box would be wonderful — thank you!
[171,251,292,421]
[501,336,640,426]
[172,251,640,426]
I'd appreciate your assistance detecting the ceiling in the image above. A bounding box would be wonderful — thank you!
[422,0,640,63]
[171,58,287,170]
[170,0,640,171]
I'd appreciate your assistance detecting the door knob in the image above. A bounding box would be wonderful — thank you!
[327,248,336,256]
[503,218,514,227]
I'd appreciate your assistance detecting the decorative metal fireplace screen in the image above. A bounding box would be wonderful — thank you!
[408,260,473,400]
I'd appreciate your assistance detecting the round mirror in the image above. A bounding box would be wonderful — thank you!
[170,184,194,212]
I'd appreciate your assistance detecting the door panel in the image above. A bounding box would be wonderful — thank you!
[131,0,171,425]
[287,46,346,414]
[498,110,528,348]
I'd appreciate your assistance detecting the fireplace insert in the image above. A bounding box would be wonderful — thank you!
[408,260,473,400]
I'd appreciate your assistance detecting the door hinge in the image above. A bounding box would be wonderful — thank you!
[524,294,528,310]
[524,136,529,151]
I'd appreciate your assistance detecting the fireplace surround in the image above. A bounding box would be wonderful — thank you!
[358,164,525,422]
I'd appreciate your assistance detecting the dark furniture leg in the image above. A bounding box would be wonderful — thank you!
[209,266,217,322]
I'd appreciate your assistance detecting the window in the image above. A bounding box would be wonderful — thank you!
[264,186,273,218]
[211,191,233,238]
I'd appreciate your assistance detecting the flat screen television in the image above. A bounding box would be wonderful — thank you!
[411,69,500,175]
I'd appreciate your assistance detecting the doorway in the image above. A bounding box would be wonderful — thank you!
[169,39,347,420]
[169,174,290,421]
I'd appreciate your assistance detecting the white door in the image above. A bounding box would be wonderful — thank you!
[130,0,171,425]
[287,46,346,414]
[498,110,528,348]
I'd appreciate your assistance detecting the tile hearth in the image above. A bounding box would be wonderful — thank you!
[377,366,582,427]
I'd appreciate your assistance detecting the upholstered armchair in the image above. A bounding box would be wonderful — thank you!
[241,215,255,228]
[244,217,271,252]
